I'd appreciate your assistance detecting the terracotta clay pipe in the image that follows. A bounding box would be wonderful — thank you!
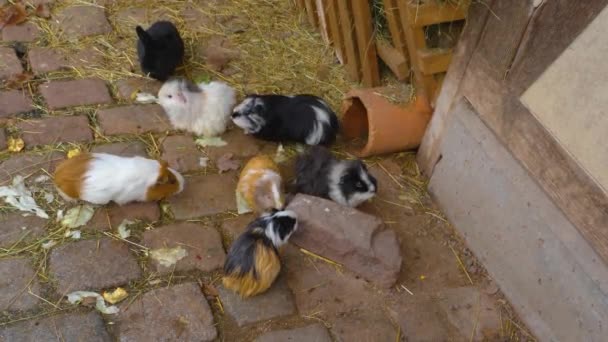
[340,88,433,157]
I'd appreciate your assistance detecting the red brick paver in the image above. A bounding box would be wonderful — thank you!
[0,47,23,80]
[17,115,93,146]
[91,141,148,157]
[0,212,47,248]
[115,77,162,101]
[1,22,40,42]
[0,90,34,118]
[0,311,111,341]
[28,47,69,74]
[86,202,160,232]
[55,6,112,38]
[0,152,62,184]
[97,104,171,136]
[161,135,206,173]
[39,78,113,110]
[0,258,41,312]
[254,324,332,342]
[0,129,6,150]
[168,173,237,219]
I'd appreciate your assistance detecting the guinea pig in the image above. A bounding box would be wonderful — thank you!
[236,155,284,214]
[53,152,185,205]
[294,146,377,207]
[222,209,298,298]
[158,77,236,137]
[231,94,339,146]
[136,21,184,81]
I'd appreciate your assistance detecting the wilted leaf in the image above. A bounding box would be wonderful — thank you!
[217,153,239,173]
[43,192,54,203]
[103,288,128,304]
[67,291,119,314]
[61,205,94,228]
[202,284,219,297]
[67,148,81,159]
[7,137,24,152]
[199,157,209,168]
[35,3,51,19]
[64,230,81,239]
[0,175,48,218]
[135,92,158,104]
[195,136,227,147]
[194,74,211,84]
[117,219,135,239]
[5,72,33,89]
[149,246,188,267]
[41,240,57,249]
[0,3,28,29]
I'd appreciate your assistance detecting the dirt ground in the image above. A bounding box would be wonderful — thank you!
[0,0,535,341]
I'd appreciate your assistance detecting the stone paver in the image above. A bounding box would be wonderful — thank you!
[28,47,69,74]
[142,222,225,274]
[115,77,162,100]
[17,115,93,146]
[254,324,332,342]
[161,135,206,173]
[0,152,62,184]
[97,104,171,136]
[2,22,40,42]
[388,298,453,342]
[91,141,148,157]
[221,213,255,242]
[331,314,398,342]
[87,202,160,231]
[116,282,217,341]
[218,275,296,327]
[55,6,112,38]
[206,128,261,161]
[0,311,111,341]
[168,173,237,219]
[40,78,113,110]
[49,238,142,293]
[0,47,23,80]
[0,212,47,248]
[0,90,34,118]
[0,258,41,312]
[0,129,6,150]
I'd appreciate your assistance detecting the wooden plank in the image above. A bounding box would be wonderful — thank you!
[508,0,608,94]
[417,48,452,75]
[406,1,468,28]
[295,0,305,9]
[461,55,608,267]
[376,40,408,80]
[325,0,345,64]
[337,0,361,82]
[351,0,380,87]
[316,0,331,45]
[417,1,495,176]
[304,0,319,28]
[383,0,408,60]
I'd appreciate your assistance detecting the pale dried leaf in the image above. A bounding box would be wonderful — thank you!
[0,3,28,29]
[67,291,119,315]
[61,205,94,228]
[0,176,48,219]
[149,246,188,267]
[117,219,135,239]
[41,240,57,249]
[102,288,128,304]
[199,157,209,168]
[135,92,158,104]
[7,137,24,152]
[195,136,227,147]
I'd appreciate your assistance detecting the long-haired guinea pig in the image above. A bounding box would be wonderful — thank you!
[222,209,298,298]
[53,152,185,205]
[136,21,184,81]
[294,146,377,207]
[158,77,236,137]
[236,155,284,214]
[231,94,339,146]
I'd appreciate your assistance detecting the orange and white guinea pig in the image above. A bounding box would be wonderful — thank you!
[236,155,284,214]
[53,152,185,205]
[223,209,298,298]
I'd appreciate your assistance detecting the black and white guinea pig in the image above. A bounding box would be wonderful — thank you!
[294,146,377,207]
[136,21,184,81]
[222,209,298,298]
[231,94,339,146]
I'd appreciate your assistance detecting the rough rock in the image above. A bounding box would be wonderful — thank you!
[286,194,402,288]
[254,324,332,342]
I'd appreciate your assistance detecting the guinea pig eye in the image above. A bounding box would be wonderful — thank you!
[355,181,364,189]
[167,95,172,99]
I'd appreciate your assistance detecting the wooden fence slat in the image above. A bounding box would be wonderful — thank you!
[316,0,331,45]
[324,0,345,64]
[351,0,380,87]
[376,40,409,80]
[406,2,467,28]
[417,48,452,75]
[337,0,361,82]
[304,0,319,28]
[295,0,306,9]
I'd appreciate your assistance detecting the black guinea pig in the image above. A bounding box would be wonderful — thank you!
[231,94,339,146]
[294,146,377,207]
[136,21,184,81]
[222,209,298,298]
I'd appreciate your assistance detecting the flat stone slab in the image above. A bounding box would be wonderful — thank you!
[254,324,332,342]
[161,135,206,173]
[218,275,296,327]
[221,213,255,243]
[55,6,112,38]
[286,194,402,288]
[168,173,237,219]
[0,257,41,311]
[28,47,69,74]
[49,238,142,293]
[115,77,162,100]
[2,22,40,42]
[97,104,171,136]
[0,90,34,118]
[205,128,262,162]
[116,282,217,341]
[17,115,93,147]
[142,222,225,274]
[40,78,113,110]
[0,47,23,80]
[388,297,453,342]
[90,141,148,157]
[86,202,160,232]
[0,311,111,341]
[0,212,47,248]
[0,152,62,184]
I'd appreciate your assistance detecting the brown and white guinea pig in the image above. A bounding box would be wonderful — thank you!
[294,145,377,207]
[236,155,284,214]
[53,152,185,205]
[222,209,298,298]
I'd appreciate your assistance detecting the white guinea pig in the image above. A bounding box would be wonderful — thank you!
[53,152,185,205]
[157,77,236,137]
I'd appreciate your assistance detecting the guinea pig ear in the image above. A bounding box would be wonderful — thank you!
[136,26,152,45]
[156,160,171,184]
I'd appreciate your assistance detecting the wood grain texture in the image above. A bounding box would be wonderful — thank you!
[351,0,380,87]
[324,0,345,64]
[405,1,468,27]
[417,48,452,75]
[376,40,408,80]
[304,0,319,27]
[508,0,608,94]
[383,0,408,62]
[337,0,361,82]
